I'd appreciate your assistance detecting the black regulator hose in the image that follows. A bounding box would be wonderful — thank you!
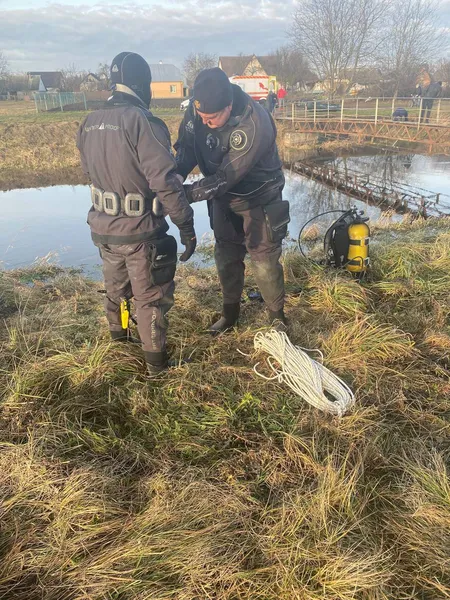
[297,209,349,259]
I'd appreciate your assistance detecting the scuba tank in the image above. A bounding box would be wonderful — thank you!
[298,207,370,276]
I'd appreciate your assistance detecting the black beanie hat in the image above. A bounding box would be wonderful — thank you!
[110,52,152,106]
[193,67,233,113]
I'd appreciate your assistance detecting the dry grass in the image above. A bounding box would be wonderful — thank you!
[0,110,180,190]
[0,217,449,599]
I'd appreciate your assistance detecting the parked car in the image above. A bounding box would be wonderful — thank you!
[180,97,191,111]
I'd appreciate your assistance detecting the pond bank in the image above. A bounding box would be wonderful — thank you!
[0,117,371,191]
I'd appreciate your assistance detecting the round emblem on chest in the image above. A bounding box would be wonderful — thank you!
[230,129,248,151]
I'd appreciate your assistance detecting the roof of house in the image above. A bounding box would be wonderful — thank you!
[27,71,62,89]
[219,55,278,77]
[149,64,185,83]
[82,72,101,82]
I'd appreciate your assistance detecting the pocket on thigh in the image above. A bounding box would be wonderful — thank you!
[263,200,290,243]
[148,235,178,286]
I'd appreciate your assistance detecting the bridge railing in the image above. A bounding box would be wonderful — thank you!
[275,97,450,128]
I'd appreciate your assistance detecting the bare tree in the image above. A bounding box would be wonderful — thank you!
[291,0,387,96]
[379,0,447,96]
[0,51,9,78]
[433,58,450,81]
[0,51,9,92]
[182,52,217,88]
[60,63,87,92]
[97,62,111,89]
[272,46,315,88]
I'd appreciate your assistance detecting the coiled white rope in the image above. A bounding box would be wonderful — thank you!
[253,329,355,416]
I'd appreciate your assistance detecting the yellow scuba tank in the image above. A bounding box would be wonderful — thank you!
[346,220,370,274]
[299,207,370,277]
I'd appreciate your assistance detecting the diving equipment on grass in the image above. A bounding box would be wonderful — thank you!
[298,207,370,275]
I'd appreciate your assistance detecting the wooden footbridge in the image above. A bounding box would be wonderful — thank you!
[276,98,450,152]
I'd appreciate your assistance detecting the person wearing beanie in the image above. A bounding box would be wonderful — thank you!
[175,67,289,333]
[77,52,197,376]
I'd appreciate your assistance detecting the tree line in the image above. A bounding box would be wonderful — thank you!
[1,0,448,98]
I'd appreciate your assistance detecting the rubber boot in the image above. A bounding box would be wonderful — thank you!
[209,303,240,335]
[144,351,169,377]
[267,308,288,332]
[110,329,140,344]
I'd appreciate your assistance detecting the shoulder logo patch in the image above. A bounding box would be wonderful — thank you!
[185,120,194,134]
[230,130,248,151]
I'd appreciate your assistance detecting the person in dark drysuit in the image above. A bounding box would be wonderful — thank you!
[392,107,408,121]
[174,68,290,333]
[267,90,278,114]
[77,52,196,375]
[421,81,442,123]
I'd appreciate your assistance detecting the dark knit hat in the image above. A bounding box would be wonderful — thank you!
[110,52,152,106]
[193,67,233,113]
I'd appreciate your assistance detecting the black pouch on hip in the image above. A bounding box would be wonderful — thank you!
[148,235,178,285]
[263,200,290,243]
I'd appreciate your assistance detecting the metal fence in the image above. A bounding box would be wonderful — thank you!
[276,97,450,128]
[33,92,87,113]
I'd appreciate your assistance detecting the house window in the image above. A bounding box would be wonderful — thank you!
[170,85,177,94]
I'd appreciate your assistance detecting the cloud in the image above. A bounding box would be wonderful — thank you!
[0,1,296,71]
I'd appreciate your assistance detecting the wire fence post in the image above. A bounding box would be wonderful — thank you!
[391,97,395,119]
[355,98,359,119]
[340,97,344,124]
[375,98,379,124]
[436,98,441,124]
[313,101,316,124]
[291,101,294,121]
[418,98,423,130]
[59,93,64,112]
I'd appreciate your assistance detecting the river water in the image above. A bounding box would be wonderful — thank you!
[1,153,449,272]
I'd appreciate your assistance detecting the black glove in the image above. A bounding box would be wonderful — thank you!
[178,221,197,262]
[183,184,195,204]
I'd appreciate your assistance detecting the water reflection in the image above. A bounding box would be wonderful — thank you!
[334,153,450,212]
[0,152,449,271]
[285,170,381,235]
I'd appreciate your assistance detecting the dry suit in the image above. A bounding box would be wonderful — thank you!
[77,72,194,369]
[174,84,289,326]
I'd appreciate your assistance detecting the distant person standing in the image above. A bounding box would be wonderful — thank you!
[277,86,287,108]
[421,81,442,123]
[267,90,278,114]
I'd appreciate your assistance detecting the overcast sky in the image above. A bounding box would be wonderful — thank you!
[1,0,296,72]
[1,0,450,73]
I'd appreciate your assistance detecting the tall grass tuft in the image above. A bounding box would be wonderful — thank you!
[1,217,449,599]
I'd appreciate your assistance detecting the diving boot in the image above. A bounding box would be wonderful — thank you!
[144,351,191,377]
[144,351,169,377]
[209,302,240,336]
[267,309,288,332]
[110,329,140,344]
